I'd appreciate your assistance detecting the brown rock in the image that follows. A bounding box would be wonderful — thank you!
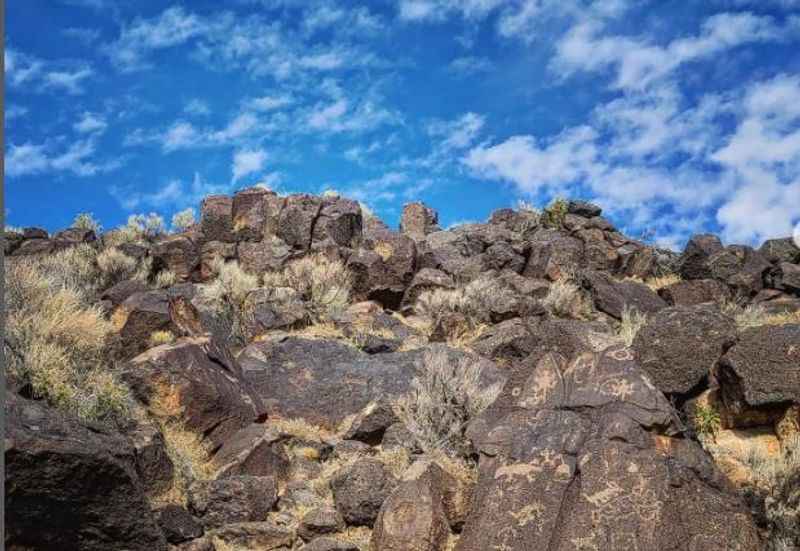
[201,195,234,243]
[678,233,724,280]
[188,476,278,528]
[332,458,398,526]
[277,193,323,250]
[232,187,272,241]
[208,521,292,549]
[658,278,730,306]
[582,270,667,319]
[400,202,440,240]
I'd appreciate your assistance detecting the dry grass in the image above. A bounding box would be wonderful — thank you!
[265,417,337,442]
[154,269,178,288]
[373,241,394,261]
[644,273,681,291]
[394,348,502,457]
[288,322,347,341]
[720,298,800,330]
[153,421,215,506]
[542,277,591,319]
[339,526,373,550]
[743,435,800,549]
[618,305,648,347]
[171,207,195,232]
[5,258,130,423]
[201,257,260,344]
[149,330,175,347]
[263,253,353,322]
[72,212,102,233]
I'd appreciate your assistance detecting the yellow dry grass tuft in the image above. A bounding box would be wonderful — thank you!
[149,330,176,348]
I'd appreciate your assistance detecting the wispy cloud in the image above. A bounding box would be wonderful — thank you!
[74,112,108,134]
[6,139,121,178]
[232,148,268,182]
[184,98,211,116]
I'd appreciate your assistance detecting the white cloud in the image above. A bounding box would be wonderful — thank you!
[162,121,201,152]
[232,148,268,182]
[248,94,294,111]
[185,99,211,116]
[428,112,485,150]
[111,172,234,211]
[305,98,400,133]
[108,6,212,71]
[552,12,792,90]
[448,56,492,75]
[211,112,258,142]
[397,0,505,22]
[6,139,121,178]
[62,27,101,44]
[41,67,94,94]
[74,112,108,134]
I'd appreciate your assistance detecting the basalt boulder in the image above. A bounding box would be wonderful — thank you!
[5,394,167,550]
[582,270,667,319]
[678,234,724,280]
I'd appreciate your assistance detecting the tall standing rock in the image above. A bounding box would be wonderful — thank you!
[201,195,235,243]
[677,234,724,280]
[400,202,440,241]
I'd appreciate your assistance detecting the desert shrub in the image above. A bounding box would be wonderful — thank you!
[541,197,568,228]
[36,243,103,299]
[128,213,166,239]
[4,224,24,234]
[515,199,539,214]
[72,212,102,233]
[394,348,502,457]
[718,298,800,330]
[692,404,721,438]
[618,305,648,346]
[263,253,352,322]
[358,201,376,220]
[5,259,130,423]
[171,208,196,232]
[644,273,681,291]
[96,246,138,286]
[415,275,508,327]
[154,269,178,289]
[744,436,800,550]
[149,330,175,347]
[201,258,259,345]
[416,288,461,321]
[542,275,590,319]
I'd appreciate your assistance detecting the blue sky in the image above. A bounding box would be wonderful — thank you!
[5,0,800,249]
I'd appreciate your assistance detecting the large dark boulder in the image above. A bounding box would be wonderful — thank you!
[212,423,292,480]
[237,236,293,274]
[232,187,272,242]
[759,237,800,264]
[155,505,203,544]
[277,193,323,251]
[457,347,761,551]
[200,195,234,243]
[706,245,771,297]
[348,232,416,309]
[5,394,167,550]
[331,458,398,526]
[238,338,505,429]
[151,234,199,282]
[567,199,602,218]
[123,336,265,450]
[187,476,278,529]
[632,305,736,395]
[582,270,667,319]
[400,201,439,240]
[678,234,724,280]
[371,462,450,551]
[312,195,363,247]
[719,324,800,409]
[658,278,730,306]
[242,287,308,338]
[523,230,584,281]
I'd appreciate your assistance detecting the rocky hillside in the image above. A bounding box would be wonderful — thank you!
[4,189,800,551]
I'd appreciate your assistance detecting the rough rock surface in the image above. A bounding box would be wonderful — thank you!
[5,394,166,550]
[457,347,761,551]
[239,338,505,428]
[633,305,737,395]
[719,324,800,409]
[331,458,398,526]
[582,270,667,319]
[123,336,265,450]
[188,475,278,528]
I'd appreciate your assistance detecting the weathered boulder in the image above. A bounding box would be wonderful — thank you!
[658,278,730,306]
[277,193,323,250]
[53,227,97,246]
[238,338,504,429]
[759,237,800,265]
[400,202,440,240]
[678,233,724,280]
[401,268,455,313]
[101,278,149,307]
[457,347,761,551]
[232,186,271,241]
[301,538,360,551]
[123,336,265,450]
[706,245,771,297]
[349,232,417,310]
[298,507,345,541]
[209,521,293,549]
[578,228,620,272]
[151,234,199,282]
[523,230,584,281]
[238,235,293,274]
[582,270,667,319]
[616,242,657,279]
[201,195,234,243]
[567,199,602,218]
[126,419,175,495]
[775,261,800,293]
[632,305,737,395]
[342,402,399,445]
[5,394,167,550]
[188,476,278,528]
[11,237,55,256]
[719,324,800,409]
[199,240,237,281]
[243,286,308,337]
[370,463,450,551]
[155,505,203,544]
[312,195,363,247]
[211,424,291,481]
[113,284,197,358]
[331,458,398,526]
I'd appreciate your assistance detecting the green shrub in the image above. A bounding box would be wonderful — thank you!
[171,208,196,233]
[540,197,569,228]
[72,212,103,233]
[692,404,721,437]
